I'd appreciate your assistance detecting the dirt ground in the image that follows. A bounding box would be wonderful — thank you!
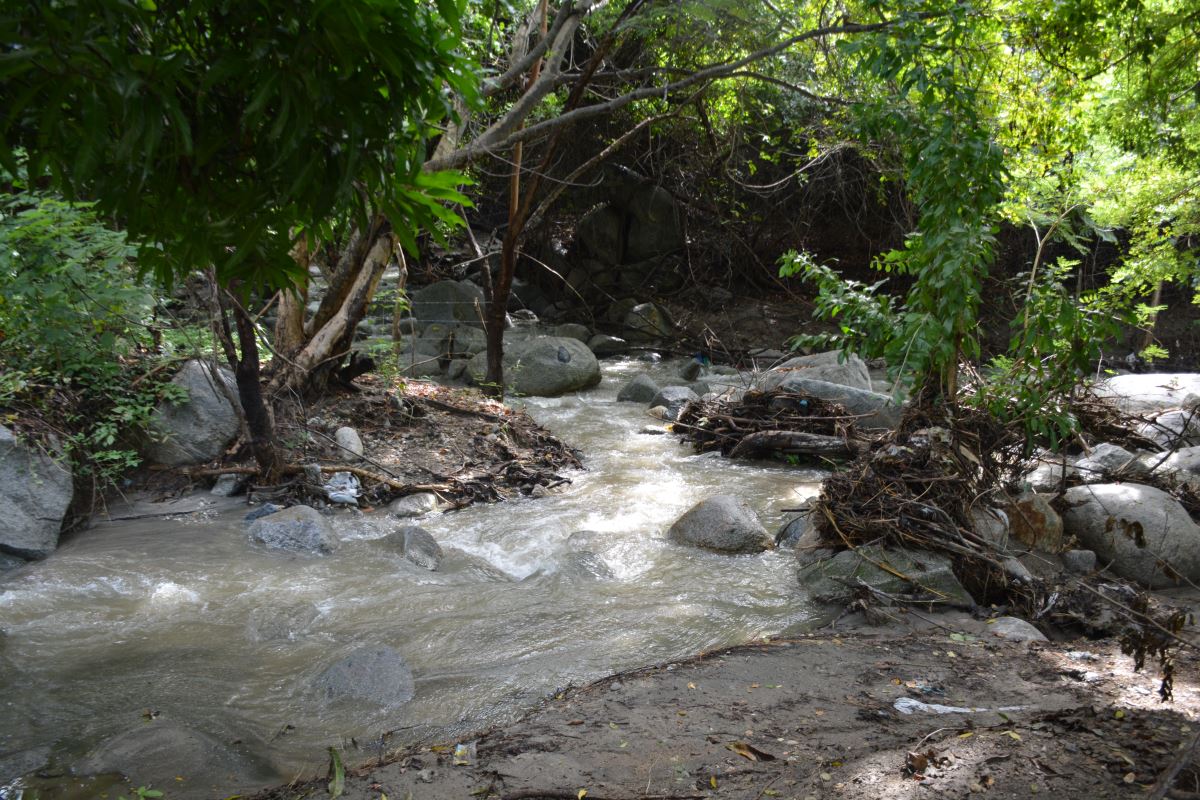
[252,608,1200,800]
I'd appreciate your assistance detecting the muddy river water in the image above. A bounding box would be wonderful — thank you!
[0,359,825,798]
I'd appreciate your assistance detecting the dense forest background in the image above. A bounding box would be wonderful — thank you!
[1,0,1198,495]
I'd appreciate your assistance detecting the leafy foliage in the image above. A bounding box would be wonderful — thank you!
[0,0,477,291]
[0,178,179,486]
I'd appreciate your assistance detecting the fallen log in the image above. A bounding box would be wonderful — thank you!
[727,430,857,460]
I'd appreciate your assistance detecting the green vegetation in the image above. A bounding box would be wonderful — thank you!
[0,173,183,492]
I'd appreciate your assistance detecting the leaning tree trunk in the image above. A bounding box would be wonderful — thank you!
[266,216,398,396]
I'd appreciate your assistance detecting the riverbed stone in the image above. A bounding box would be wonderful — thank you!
[0,425,73,560]
[667,495,773,554]
[1007,491,1064,552]
[773,377,902,429]
[1062,549,1098,575]
[1095,373,1200,415]
[1062,483,1200,588]
[245,602,322,643]
[389,492,441,518]
[618,374,661,403]
[757,351,872,392]
[411,280,486,329]
[987,616,1048,642]
[649,386,698,420]
[587,334,628,357]
[0,551,28,573]
[209,473,244,497]
[1138,409,1200,449]
[798,545,975,607]
[552,323,591,343]
[334,426,364,461]
[381,525,443,571]
[467,336,601,397]
[1074,443,1144,480]
[314,645,415,707]
[622,302,672,341]
[78,719,274,796]
[144,359,242,467]
[248,505,337,554]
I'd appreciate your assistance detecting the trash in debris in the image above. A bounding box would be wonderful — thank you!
[893,697,1028,715]
[324,471,360,505]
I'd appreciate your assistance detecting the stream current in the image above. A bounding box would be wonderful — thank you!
[0,358,825,796]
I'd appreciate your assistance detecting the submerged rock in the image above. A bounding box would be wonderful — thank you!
[1062,483,1200,588]
[617,373,661,403]
[381,525,443,571]
[77,719,274,798]
[313,645,415,707]
[248,505,337,554]
[668,495,772,554]
[0,425,73,559]
[245,603,322,643]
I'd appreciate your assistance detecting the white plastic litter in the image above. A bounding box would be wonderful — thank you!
[324,471,360,505]
[893,697,1029,715]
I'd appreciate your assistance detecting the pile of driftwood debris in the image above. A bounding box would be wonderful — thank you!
[674,389,863,461]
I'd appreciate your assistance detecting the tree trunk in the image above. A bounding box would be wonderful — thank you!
[225,294,282,480]
[267,216,397,396]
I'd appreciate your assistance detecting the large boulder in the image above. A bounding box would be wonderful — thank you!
[1062,483,1200,588]
[798,545,975,607]
[144,360,241,466]
[410,280,486,329]
[313,645,415,707]
[617,374,661,403]
[625,185,683,262]
[577,205,624,263]
[77,719,274,798]
[467,336,601,397]
[0,426,73,559]
[248,505,337,555]
[757,351,872,392]
[667,495,773,554]
[774,377,902,429]
[1094,373,1200,415]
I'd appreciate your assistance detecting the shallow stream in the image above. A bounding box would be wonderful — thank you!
[0,358,825,797]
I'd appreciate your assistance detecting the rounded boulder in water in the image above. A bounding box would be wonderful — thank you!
[313,645,415,707]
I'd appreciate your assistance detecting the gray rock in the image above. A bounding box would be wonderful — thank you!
[649,386,698,420]
[381,525,443,571]
[410,280,486,329]
[667,495,773,554]
[78,719,273,797]
[389,492,440,518]
[209,473,244,497]
[467,336,601,397]
[394,316,419,335]
[773,377,902,429]
[576,205,624,263]
[1138,409,1200,449]
[758,351,872,392]
[446,358,471,381]
[625,186,683,262]
[970,507,1010,550]
[587,334,628,356]
[552,323,591,343]
[798,545,975,607]
[647,405,671,420]
[245,602,321,643]
[333,426,364,461]
[1062,549,1098,575]
[144,360,242,466]
[617,374,661,404]
[623,302,672,341]
[1007,491,1064,552]
[0,426,74,559]
[0,551,29,573]
[248,505,336,554]
[987,616,1047,642]
[1062,483,1200,588]
[313,645,415,707]
[1023,453,1078,492]
[776,513,815,548]
[1075,443,1143,478]
[555,550,615,581]
[244,502,281,522]
[1095,373,1200,415]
